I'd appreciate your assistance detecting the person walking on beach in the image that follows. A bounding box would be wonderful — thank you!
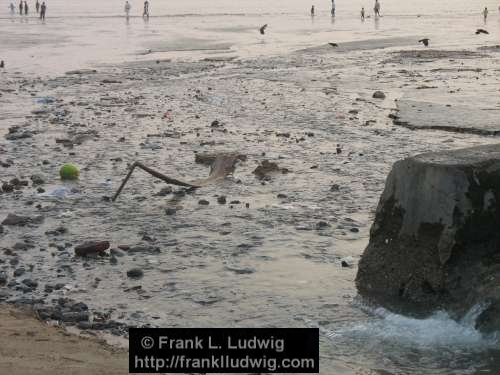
[40,1,46,20]
[483,7,488,21]
[36,0,40,13]
[19,0,23,15]
[143,0,150,18]
[331,0,335,16]
[311,5,315,16]
[24,1,28,15]
[374,0,381,16]
[9,2,15,14]
[125,1,131,17]
[361,7,365,20]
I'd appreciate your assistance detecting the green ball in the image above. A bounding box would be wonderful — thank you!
[59,164,79,180]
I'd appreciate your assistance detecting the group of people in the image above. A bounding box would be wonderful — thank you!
[312,0,382,19]
[9,0,46,19]
[124,1,150,18]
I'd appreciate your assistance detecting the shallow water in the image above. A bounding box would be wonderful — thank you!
[1,0,500,73]
[1,1,500,375]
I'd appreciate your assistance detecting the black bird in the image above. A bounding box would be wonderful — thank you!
[476,29,489,35]
[328,42,338,47]
[418,38,430,47]
[259,24,268,35]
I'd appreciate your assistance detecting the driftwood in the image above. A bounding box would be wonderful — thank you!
[112,153,245,202]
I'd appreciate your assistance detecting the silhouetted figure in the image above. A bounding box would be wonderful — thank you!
[36,0,39,13]
[374,0,381,16]
[24,1,28,15]
[9,2,15,14]
[259,24,268,35]
[361,7,365,20]
[476,28,489,34]
[19,0,23,15]
[125,1,131,18]
[311,5,315,16]
[143,0,149,18]
[40,1,46,19]
[419,38,430,47]
[0,60,4,68]
[483,7,488,21]
[331,0,335,16]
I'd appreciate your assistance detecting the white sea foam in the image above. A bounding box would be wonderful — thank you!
[321,303,499,349]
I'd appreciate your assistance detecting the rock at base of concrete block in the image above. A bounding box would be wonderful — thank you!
[356,143,500,332]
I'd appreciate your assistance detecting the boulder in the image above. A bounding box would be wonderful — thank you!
[356,144,500,332]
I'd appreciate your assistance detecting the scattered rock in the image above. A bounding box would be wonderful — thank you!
[0,271,7,285]
[253,160,289,180]
[217,196,227,204]
[154,186,173,197]
[316,221,330,229]
[1,213,43,226]
[74,241,110,257]
[198,199,210,206]
[165,208,177,216]
[127,268,144,279]
[372,91,386,99]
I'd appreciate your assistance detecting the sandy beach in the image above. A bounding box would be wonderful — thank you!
[1,1,500,374]
[0,304,130,375]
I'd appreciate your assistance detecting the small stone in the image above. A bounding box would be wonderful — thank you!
[30,175,45,186]
[217,196,227,204]
[350,228,360,233]
[372,91,386,99]
[74,241,110,257]
[330,184,340,192]
[198,199,210,206]
[2,213,43,226]
[341,260,351,268]
[22,279,38,289]
[165,208,177,215]
[154,186,173,197]
[127,268,144,279]
[277,193,288,198]
[13,268,25,277]
[0,271,7,285]
[316,221,330,229]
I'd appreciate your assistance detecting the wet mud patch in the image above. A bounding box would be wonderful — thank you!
[383,49,487,64]
[392,99,500,135]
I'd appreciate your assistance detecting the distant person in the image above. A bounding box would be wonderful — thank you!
[143,0,149,18]
[40,1,46,19]
[361,7,365,20]
[483,7,488,20]
[24,1,28,15]
[331,0,335,16]
[374,0,381,16]
[0,60,4,68]
[9,2,15,14]
[125,1,131,17]
[19,0,23,15]
[36,0,40,13]
[311,5,315,16]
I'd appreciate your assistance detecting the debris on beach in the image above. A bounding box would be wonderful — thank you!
[253,160,290,180]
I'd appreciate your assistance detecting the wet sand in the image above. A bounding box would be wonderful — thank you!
[0,304,130,375]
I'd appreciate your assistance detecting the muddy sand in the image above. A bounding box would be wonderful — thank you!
[0,304,130,375]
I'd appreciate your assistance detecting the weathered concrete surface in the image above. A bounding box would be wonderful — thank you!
[356,144,500,332]
[392,100,500,135]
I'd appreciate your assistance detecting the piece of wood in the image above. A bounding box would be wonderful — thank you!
[112,153,244,202]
